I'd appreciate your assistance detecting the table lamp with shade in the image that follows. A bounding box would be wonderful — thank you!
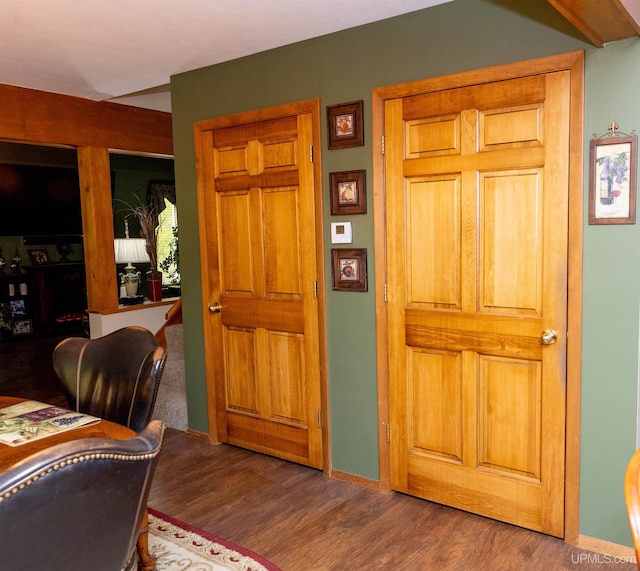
[114,218,149,302]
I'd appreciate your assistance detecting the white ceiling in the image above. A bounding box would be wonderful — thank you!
[0,0,451,112]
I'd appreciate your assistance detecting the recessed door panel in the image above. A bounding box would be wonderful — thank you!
[406,177,460,308]
[480,170,542,314]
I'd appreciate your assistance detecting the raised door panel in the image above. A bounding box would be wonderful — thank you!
[268,331,307,425]
[263,187,302,297]
[478,355,541,479]
[224,326,258,414]
[408,348,463,463]
[479,170,542,314]
[219,191,253,294]
[406,177,461,309]
[405,115,461,158]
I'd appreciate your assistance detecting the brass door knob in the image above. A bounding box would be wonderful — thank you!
[208,302,222,314]
[540,329,557,345]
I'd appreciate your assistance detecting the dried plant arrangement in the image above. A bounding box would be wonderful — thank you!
[116,196,159,271]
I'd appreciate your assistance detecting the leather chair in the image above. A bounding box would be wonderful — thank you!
[625,447,640,567]
[0,419,165,571]
[52,326,167,432]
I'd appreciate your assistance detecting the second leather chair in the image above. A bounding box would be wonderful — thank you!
[52,325,167,432]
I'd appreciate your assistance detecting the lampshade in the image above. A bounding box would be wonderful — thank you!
[114,238,149,265]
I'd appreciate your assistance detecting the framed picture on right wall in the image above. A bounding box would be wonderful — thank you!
[589,131,637,225]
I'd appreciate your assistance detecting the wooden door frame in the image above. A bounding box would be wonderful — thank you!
[371,51,584,543]
[193,98,330,472]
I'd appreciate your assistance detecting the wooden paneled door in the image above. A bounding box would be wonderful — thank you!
[384,69,574,536]
[195,100,325,469]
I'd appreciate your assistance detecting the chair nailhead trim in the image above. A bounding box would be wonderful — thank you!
[0,449,159,504]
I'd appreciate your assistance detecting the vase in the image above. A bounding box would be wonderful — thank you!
[147,270,163,302]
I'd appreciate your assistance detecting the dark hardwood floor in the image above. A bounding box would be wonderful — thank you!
[1,335,636,570]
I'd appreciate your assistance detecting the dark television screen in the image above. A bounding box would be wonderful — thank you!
[0,163,82,236]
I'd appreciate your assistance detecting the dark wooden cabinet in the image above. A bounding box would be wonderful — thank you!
[25,263,87,336]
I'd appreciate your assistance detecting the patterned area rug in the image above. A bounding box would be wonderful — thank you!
[148,508,282,571]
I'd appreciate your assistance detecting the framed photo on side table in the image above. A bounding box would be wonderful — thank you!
[12,319,32,336]
[9,299,26,316]
[28,249,51,265]
[589,132,637,225]
[331,248,367,292]
[327,101,364,150]
[330,170,366,215]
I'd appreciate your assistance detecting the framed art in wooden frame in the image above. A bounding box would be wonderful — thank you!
[327,100,364,150]
[331,248,367,292]
[330,170,366,215]
[589,133,637,225]
[28,249,50,265]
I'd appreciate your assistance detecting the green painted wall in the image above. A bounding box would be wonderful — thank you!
[170,0,640,545]
[581,40,640,546]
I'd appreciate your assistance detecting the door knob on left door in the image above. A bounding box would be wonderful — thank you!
[540,329,557,345]
[208,302,222,314]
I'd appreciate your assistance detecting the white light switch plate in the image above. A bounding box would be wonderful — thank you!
[331,222,352,244]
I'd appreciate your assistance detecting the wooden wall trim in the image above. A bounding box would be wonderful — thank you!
[77,147,118,314]
[577,535,635,559]
[0,82,173,315]
[0,83,172,155]
[371,88,390,492]
[329,468,389,492]
[564,50,585,547]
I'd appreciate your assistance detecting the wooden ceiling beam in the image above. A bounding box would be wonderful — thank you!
[547,0,640,47]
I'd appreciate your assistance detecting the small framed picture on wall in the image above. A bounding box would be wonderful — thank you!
[327,101,364,150]
[331,248,368,292]
[330,170,366,215]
